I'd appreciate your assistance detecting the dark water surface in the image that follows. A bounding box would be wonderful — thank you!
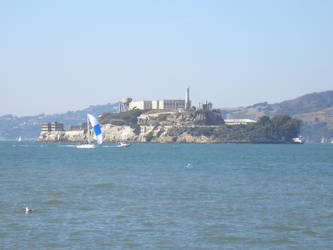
[0,142,332,249]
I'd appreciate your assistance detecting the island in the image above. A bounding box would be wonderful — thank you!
[38,109,301,144]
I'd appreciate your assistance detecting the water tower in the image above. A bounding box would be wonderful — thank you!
[121,97,132,112]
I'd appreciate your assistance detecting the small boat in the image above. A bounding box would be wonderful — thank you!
[116,142,131,148]
[292,136,305,144]
[77,114,103,149]
[25,207,33,213]
[17,136,22,142]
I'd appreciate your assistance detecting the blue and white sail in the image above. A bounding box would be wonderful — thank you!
[87,113,103,144]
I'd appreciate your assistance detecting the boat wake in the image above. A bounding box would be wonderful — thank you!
[12,144,46,148]
[59,145,77,148]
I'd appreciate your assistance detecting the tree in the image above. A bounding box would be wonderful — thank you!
[271,115,301,141]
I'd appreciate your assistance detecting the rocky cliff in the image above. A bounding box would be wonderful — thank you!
[38,124,219,143]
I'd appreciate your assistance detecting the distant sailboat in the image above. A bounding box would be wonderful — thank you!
[18,136,22,142]
[77,114,103,149]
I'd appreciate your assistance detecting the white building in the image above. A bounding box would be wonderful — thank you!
[129,101,152,110]
[129,100,185,111]
[224,119,256,125]
[158,100,185,110]
[127,88,190,111]
[152,100,159,109]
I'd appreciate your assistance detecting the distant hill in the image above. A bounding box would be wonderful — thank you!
[220,90,333,142]
[274,91,333,115]
[0,102,120,140]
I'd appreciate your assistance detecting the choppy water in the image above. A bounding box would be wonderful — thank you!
[0,142,332,249]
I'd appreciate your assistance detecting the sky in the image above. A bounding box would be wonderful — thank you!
[1,0,332,116]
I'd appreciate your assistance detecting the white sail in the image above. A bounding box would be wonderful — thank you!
[77,114,102,148]
[87,113,103,144]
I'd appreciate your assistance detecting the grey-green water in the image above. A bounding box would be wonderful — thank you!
[0,142,332,249]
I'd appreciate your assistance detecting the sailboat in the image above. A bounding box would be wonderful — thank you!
[77,114,103,149]
[17,136,22,142]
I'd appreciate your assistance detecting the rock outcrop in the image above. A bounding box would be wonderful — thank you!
[38,124,218,143]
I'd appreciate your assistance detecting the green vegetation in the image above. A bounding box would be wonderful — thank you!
[99,110,144,126]
[109,120,126,126]
[221,91,333,142]
[188,115,301,143]
[253,115,301,142]
[190,127,215,137]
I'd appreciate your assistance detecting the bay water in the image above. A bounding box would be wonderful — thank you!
[0,142,332,249]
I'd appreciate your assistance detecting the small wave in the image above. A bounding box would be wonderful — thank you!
[43,200,64,205]
[93,183,114,189]
[88,183,114,192]
[6,222,28,230]
[76,206,94,211]
[12,144,46,148]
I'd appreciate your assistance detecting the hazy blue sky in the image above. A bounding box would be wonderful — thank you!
[1,0,332,116]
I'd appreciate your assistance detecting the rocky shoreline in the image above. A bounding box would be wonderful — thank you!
[38,125,226,143]
[37,124,290,144]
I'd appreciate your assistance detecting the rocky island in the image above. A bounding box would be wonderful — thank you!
[38,109,301,144]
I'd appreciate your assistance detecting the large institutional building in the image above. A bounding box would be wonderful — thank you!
[41,122,64,132]
[121,88,191,111]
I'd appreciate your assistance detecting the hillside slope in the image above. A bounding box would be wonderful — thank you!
[221,90,333,142]
[0,103,119,140]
